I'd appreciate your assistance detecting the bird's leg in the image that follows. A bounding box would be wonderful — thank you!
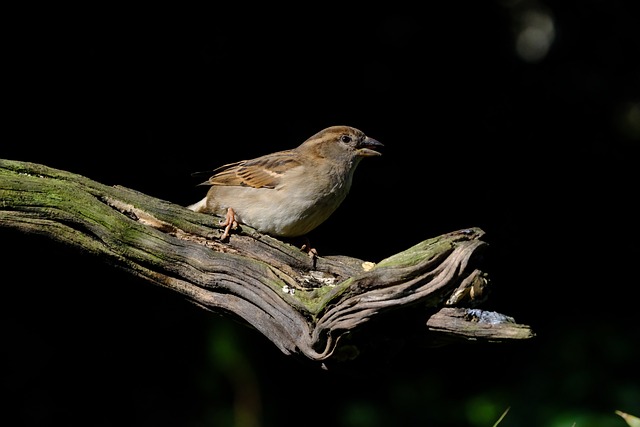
[219,207,239,241]
[300,236,318,262]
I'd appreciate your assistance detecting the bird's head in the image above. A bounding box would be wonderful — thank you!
[301,125,383,161]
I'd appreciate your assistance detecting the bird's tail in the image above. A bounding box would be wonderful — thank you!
[187,197,207,212]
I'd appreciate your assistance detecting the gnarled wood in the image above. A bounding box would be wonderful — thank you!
[0,159,534,365]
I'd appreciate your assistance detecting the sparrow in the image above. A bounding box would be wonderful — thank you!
[187,125,383,243]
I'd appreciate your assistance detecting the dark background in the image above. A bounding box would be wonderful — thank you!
[3,1,639,426]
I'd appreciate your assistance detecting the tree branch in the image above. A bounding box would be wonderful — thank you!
[0,159,534,365]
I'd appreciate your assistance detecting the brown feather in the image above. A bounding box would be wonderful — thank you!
[204,151,302,189]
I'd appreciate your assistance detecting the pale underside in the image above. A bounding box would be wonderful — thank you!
[199,162,359,237]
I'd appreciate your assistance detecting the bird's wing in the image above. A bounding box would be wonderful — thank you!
[201,150,302,189]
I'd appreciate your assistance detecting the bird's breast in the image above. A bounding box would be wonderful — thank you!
[205,163,357,237]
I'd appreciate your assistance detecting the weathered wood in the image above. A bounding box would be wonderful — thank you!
[0,159,534,364]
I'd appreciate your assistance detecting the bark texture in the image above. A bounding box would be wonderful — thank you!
[0,159,534,365]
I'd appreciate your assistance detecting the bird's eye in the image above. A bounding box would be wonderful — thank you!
[340,135,352,143]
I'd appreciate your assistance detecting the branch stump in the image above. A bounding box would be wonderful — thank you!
[0,159,534,367]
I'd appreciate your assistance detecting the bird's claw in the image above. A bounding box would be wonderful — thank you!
[300,238,318,264]
[219,207,239,241]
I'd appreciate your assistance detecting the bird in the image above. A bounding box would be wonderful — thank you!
[187,125,383,246]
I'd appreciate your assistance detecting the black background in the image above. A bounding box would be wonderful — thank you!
[3,2,639,426]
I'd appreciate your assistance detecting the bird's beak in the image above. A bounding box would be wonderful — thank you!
[356,137,384,157]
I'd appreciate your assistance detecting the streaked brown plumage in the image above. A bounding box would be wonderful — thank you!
[188,125,382,241]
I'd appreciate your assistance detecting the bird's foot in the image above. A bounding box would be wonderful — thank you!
[219,207,239,241]
[300,237,318,264]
